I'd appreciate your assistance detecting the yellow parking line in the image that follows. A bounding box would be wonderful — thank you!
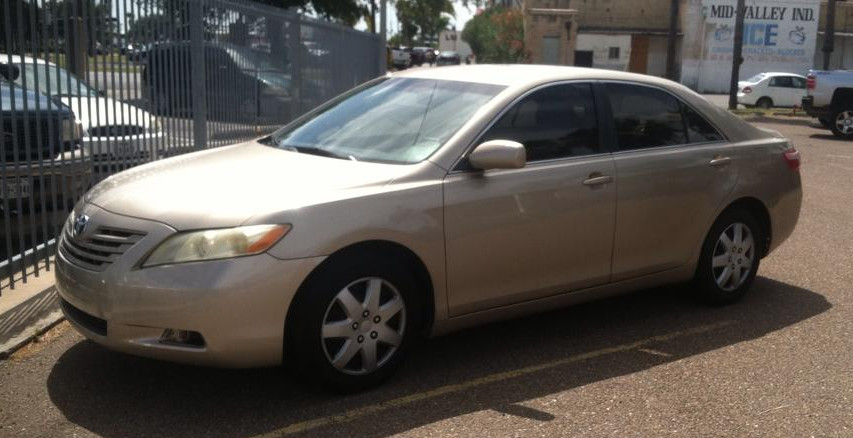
[253,320,735,437]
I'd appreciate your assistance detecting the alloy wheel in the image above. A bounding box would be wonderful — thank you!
[321,277,406,376]
[836,111,853,135]
[711,222,755,292]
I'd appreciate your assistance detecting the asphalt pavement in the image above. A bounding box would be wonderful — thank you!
[1,119,852,437]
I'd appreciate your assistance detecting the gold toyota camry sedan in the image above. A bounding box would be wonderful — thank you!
[56,65,802,391]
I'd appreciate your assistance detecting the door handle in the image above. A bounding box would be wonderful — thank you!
[582,174,613,186]
[709,156,733,167]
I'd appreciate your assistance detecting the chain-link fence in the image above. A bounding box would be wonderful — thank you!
[1,0,383,293]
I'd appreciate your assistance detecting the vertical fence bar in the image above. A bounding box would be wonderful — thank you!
[189,0,207,151]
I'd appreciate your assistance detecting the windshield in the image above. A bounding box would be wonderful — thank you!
[745,73,767,83]
[11,63,98,97]
[270,78,505,164]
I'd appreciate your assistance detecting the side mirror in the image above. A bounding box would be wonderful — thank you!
[468,139,526,170]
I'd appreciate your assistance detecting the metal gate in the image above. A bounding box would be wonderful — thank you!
[0,0,382,293]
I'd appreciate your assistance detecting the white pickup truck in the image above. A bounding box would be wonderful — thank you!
[390,47,412,70]
[802,69,853,139]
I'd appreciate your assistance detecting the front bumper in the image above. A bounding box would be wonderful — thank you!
[55,203,324,368]
[801,96,831,119]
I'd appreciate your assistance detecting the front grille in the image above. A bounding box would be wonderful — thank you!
[88,125,146,137]
[59,223,146,271]
[60,298,107,336]
[2,118,76,162]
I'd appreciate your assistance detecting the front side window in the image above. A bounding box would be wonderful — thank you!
[270,78,504,164]
[480,83,599,161]
[792,77,807,89]
[606,83,686,150]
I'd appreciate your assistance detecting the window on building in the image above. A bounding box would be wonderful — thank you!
[608,47,620,60]
[481,83,600,161]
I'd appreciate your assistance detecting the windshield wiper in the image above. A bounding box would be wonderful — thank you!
[287,144,352,160]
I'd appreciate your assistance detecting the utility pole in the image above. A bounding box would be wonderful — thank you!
[823,0,837,70]
[665,0,679,80]
[728,0,746,110]
[380,0,387,74]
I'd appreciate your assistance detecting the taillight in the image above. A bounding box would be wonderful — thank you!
[783,148,801,171]
[807,74,815,90]
[742,86,752,94]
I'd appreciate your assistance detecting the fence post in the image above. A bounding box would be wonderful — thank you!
[189,0,207,150]
[287,11,302,118]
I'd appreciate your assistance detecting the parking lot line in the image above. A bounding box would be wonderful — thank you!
[252,320,735,437]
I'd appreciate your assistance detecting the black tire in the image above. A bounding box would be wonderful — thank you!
[694,209,762,305]
[756,97,773,110]
[830,107,853,139]
[819,117,832,128]
[286,253,423,392]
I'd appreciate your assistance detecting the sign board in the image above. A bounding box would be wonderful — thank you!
[681,0,820,93]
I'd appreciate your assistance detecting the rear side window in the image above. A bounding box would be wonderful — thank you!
[481,83,599,161]
[606,83,686,150]
[770,76,793,87]
[682,103,725,143]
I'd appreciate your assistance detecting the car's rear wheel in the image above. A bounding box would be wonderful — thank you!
[694,209,762,305]
[756,97,773,109]
[831,108,853,139]
[286,253,421,392]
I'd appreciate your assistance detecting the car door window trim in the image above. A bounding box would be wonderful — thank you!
[450,80,607,173]
[599,80,729,153]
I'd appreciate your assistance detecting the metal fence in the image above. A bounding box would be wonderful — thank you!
[0,0,383,293]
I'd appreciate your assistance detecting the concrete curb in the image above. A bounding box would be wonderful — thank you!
[0,285,64,359]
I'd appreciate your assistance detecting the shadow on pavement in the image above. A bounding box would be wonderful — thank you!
[46,277,829,438]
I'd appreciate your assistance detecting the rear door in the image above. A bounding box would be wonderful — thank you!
[604,82,738,281]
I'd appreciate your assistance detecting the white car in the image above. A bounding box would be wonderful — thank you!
[737,72,807,109]
[0,55,164,165]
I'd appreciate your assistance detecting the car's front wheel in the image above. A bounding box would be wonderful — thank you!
[286,253,421,392]
[694,209,762,305]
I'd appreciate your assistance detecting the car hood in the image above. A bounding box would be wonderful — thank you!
[60,96,157,133]
[85,141,407,230]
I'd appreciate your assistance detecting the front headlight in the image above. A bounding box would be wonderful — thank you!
[60,118,83,142]
[142,224,291,267]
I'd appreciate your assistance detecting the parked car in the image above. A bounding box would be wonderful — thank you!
[56,65,801,392]
[0,55,164,168]
[737,72,807,109]
[436,51,461,66]
[142,42,295,124]
[1,69,88,254]
[802,69,853,138]
[410,47,429,66]
[389,47,411,70]
[413,47,437,66]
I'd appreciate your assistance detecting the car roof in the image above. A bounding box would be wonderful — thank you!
[395,64,687,88]
[760,72,806,78]
[0,54,56,67]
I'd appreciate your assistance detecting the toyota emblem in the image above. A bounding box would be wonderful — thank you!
[72,214,89,239]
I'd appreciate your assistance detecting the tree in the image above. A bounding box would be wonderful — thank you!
[396,0,454,46]
[461,6,525,63]
[254,0,364,26]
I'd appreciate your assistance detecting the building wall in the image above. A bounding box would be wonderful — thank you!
[575,33,631,70]
[680,0,821,93]
[438,30,472,59]
[523,3,578,65]
[572,0,673,32]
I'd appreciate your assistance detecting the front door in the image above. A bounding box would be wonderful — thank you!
[603,82,738,281]
[444,83,616,316]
